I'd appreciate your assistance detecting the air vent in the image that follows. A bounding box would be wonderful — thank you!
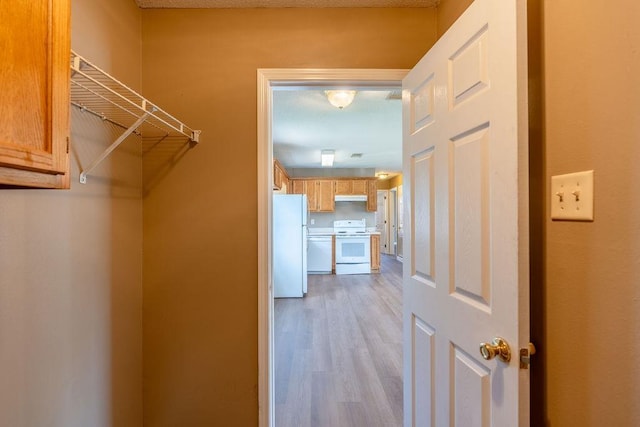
[386,90,402,100]
[350,153,363,158]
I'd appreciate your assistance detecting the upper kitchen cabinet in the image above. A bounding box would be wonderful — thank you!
[0,0,70,188]
[316,180,335,212]
[290,179,306,195]
[289,178,334,212]
[366,179,378,212]
[335,179,367,195]
[273,159,289,191]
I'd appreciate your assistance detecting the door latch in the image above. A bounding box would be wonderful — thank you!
[519,342,536,369]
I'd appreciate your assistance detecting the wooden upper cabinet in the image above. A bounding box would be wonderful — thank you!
[291,179,306,194]
[305,180,318,211]
[366,179,378,212]
[351,179,367,195]
[0,0,71,188]
[334,179,367,195]
[316,180,335,212]
[289,178,335,212]
[273,159,289,191]
[334,180,351,195]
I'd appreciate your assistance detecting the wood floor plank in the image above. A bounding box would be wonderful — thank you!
[275,255,403,427]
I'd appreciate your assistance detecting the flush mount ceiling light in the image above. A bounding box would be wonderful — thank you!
[321,149,335,167]
[325,90,356,109]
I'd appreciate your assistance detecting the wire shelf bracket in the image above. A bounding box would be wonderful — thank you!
[70,50,201,184]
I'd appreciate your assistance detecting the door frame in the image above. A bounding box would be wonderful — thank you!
[257,68,408,427]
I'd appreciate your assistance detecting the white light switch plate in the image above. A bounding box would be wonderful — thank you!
[551,170,594,221]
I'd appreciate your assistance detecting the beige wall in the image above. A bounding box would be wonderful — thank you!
[377,174,403,190]
[437,0,640,425]
[0,0,143,425]
[436,0,473,36]
[543,1,640,425]
[140,8,437,425]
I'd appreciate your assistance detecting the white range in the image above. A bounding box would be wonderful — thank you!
[333,219,371,275]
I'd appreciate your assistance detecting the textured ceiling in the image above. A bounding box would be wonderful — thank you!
[135,0,438,8]
[273,88,402,175]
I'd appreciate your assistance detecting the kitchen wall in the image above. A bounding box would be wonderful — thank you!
[377,174,403,190]
[141,8,437,426]
[310,201,376,228]
[437,0,640,425]
[0,0,143,425]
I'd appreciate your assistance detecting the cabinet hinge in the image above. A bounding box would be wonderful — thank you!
[519,342,536,369]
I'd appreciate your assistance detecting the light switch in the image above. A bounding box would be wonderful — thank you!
[551,170,594,221]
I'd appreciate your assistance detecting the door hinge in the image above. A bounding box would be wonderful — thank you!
[66,136,70,153]
[519,342,536,369]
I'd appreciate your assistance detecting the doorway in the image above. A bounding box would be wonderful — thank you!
[257,69,408,427]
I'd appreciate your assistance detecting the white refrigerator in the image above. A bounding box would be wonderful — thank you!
[273,194,308,298]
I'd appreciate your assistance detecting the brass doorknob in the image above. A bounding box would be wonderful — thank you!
[479,337,511,363]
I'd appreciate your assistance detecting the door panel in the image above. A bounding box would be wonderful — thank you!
[402,0,529,425]
[411,315,435,426]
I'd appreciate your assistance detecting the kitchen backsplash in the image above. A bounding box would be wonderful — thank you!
[309,201,376,228]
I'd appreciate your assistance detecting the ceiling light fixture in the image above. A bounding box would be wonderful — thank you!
[325,90,356,109]
[377,173,389,179]
[321,150,335,167]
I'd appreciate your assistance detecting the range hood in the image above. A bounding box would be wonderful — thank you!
[335,195,367,202]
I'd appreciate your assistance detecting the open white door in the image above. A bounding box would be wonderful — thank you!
[402,0,529,425]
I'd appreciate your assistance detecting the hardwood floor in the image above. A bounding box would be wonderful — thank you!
[275,254,403,427]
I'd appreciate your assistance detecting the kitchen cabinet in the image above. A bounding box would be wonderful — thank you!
[366,179,378,212]
[306,179,318,211]
[316,180,335,212]
[291,179,306,195]
[0,0,70,188]
[290,178,334,212]
[334,179,367,195]
[273,159,289,191]
[371,234,381,272]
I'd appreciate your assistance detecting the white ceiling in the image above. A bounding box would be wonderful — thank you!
[273,88,402,175]
[135,0,437,8]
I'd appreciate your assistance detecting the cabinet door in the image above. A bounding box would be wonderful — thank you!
[334,180,352,195]
[306,180,318,211]
[370,234,380,272]
[0,0,70,188]
[291,180,306,195]
[317,180,334,212]
[351,179,367,195]
[366,180,378,212]
[273,162,282,190]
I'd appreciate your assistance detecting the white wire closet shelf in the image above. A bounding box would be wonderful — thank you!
[70,50,200,183]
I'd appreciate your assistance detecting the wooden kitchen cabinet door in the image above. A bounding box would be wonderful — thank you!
[305,180,318,211]
[316,180,334,212]
[0,0,71,188]
[366,179,378,212]
[351,179,367,195]
[371,234,380,272]
[291,179,306,194]
[334,179,351,195]
[334,179,367,195]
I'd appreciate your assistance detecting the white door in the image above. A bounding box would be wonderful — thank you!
[402,0,529,425]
